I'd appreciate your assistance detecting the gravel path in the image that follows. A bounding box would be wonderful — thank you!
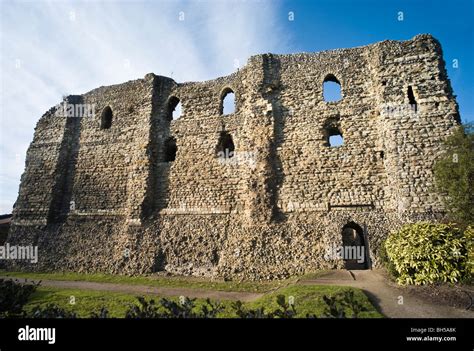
[298,269,474,318]
[0,276,263,302]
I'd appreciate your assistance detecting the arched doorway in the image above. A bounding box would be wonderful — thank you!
[341,222,368,270]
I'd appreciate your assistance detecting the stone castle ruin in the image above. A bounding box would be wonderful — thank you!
[7,34,460,279]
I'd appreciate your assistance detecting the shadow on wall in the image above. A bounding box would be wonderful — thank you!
[263,55,289,223]
[0,214,12,245]
[49,96,83,224]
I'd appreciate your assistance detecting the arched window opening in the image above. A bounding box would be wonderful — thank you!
[168,96,182,121]
[100,106,113,129]
[220,88,236,115]
[407,86,417,112]
[216,131,235,159]
[341,222,368,270]
[323,74,342,102]
[164,137,177,162]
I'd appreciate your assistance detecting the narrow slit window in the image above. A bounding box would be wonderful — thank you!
[100,106,113,129]
[216,131,235,158]
[168,96,182,120]
[407,86,417,112]
[164,137,177,162]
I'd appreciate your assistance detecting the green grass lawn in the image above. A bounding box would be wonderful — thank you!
[25,288,140,318]
[247,285,382,318]
[0,270,289,293]
[23,285,383,318]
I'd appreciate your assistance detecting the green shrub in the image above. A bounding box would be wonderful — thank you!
[0,279,40,317]
[90,307,110,319]
[384,222,469,285]
[318,290,369,318]
[378,242,398,280]
[232,295,296,318]
[29,304,78,318]
[125,296,224,318]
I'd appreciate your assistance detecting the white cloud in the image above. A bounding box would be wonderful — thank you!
[0,0,289,213]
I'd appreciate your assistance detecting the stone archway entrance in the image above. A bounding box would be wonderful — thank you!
[341,222,369,270]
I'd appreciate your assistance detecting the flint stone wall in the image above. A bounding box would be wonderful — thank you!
[7,34,460,279]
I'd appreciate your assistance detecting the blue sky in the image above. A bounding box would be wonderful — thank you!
[0,0,473,214]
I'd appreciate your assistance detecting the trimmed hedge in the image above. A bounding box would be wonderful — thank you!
[384,222,470,285]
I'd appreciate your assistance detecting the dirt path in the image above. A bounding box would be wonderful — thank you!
[0,276,263,302]
[298,269,474,318]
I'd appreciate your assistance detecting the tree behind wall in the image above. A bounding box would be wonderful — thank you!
[434,123,474,228]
